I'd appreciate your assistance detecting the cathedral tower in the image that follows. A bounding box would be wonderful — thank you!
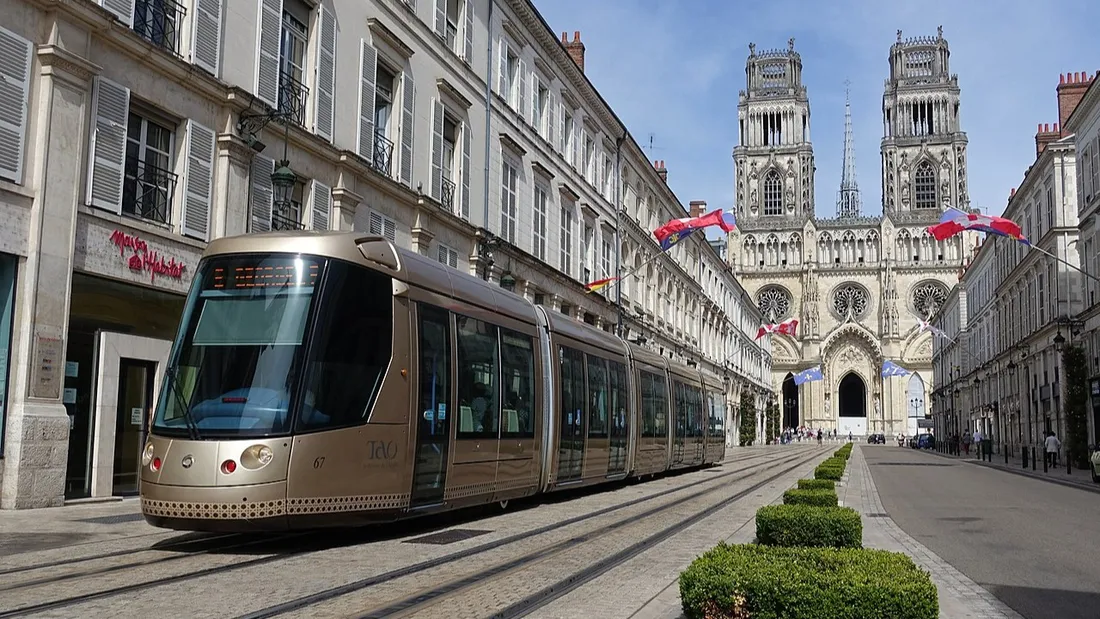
[881,27,969,214]
[734,39,816,221]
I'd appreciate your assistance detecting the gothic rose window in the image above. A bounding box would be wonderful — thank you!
[763,171,782,216]
[831,284,869,319]
[915,162,936,209]
[911,282,948,318]
[757,286,792,321]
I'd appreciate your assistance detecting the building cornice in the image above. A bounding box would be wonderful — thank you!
[368,18,416,59]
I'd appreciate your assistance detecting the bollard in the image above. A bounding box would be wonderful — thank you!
[1022,445,1028,469]
[1005,445,1009,464]
[1032,446,1037,471]
[1044,449,1048,472]
[1068,455,1072,475]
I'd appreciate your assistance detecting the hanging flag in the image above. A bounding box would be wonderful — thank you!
[584,276,619,294]
[918,319,954,343]
[793,366,823,385]
[653,209,737,250]
[927,208,1029,244]
[881,360,912,378]
[756,318,798,339]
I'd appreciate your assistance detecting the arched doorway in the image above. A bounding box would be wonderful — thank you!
[838,372,867,436]
[782,373,799,429]
[906,374,925,437]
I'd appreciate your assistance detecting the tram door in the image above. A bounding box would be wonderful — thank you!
[556,347,585,482]
[411,305,451,506]
[672,381,686,465]
[607,360,628,475]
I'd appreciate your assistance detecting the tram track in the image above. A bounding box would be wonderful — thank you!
[0,448,809,618]
[0,531,236,578]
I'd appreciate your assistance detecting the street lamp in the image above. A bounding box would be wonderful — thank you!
[1054,330,1066,352]
[499,271,517,292]
[271,161,297,207]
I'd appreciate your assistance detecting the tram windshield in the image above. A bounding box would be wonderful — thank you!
[152,253,393,438]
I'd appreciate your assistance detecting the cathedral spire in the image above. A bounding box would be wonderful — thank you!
[837,80,862,219]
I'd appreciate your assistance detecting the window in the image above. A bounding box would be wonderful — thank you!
[369,209,397,242]
[445,0,460,50]
[640,370,668,438]
[0,255,14,456]
[561,112,574,164]
[123,108,176,224]
[533,183,548,260]
[602,239,612,277]
[441,114,458,212]
[763,170,782,216]
[560,205,573,275]
[272,177,305,230]
[584,135,594,182]
[500,329,535,437]
[279,2,310,125]
[914,162,936,209]
[608,359,628,440]
[582,224,594,282]
[506,49,519,108]
[534,82,547,134]
[437,244,459,268]
[456,315,498,437]
[602,155,613,198]
[587,355,608,438]
[372,63,398,175]
[297,261,394,431]
[133,0,185,54]
[500,155,518,243]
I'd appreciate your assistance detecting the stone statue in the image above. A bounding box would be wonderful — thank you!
[937,25,943,39]
[788,38,795,52]
[749,42,756,56]
[897,30,903,43]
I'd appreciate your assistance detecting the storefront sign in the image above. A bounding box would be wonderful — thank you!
[110,229,187,283]
[31,333,63,399]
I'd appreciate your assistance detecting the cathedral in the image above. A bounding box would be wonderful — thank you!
[728,30,979,437]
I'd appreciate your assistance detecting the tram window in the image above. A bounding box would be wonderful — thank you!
[560,346,586,435]
[653,373,668,437]
[297,261,393,431]
[608,360,628,436]
[456,315,499,438]
[500,329,535,438]
[587,356,608,438]
[640,370,667,438]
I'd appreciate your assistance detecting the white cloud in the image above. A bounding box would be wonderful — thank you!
[534,0,1098,220]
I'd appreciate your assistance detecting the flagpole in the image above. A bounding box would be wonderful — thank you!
[588,240,673,294]
[1025,242,1100,283]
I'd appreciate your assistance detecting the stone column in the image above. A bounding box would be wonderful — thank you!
[213,134,256,239]
[1,45,100,509]
[330,186,362,232]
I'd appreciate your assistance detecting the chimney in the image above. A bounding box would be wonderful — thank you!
[654,160,667,183]
[562,31,585,73]
[1057,70,1095,136]
[1035,122,1060,157]
[689,200,707,218]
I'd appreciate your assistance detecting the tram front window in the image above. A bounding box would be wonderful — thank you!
[153,255,322,437]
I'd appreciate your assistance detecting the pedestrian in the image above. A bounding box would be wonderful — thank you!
[1045,431,1061,468]
[816,429,823,444]
[971,428,982,459]
[961,428,971,456]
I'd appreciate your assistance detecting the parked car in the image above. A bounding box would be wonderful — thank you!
[1089,449,1100,483]
[917,434,935,450]
[867,433,886,444]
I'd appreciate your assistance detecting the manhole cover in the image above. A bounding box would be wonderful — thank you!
[77,513,146,525]
[0,532,96,555]
[404,528,492,545]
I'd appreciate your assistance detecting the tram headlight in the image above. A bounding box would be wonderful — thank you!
[142,443,155,467]
[240,444,274,470]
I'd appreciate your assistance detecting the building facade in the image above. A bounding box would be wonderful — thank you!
[931,72,1086,450]
[729,31,974,438]
[0,0,770,509]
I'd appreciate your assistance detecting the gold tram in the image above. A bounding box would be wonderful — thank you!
[140,232,729,531]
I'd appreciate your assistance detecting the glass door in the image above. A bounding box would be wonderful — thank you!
[113,358,156,495]
[411,305,451,506]
[556,347,585,481]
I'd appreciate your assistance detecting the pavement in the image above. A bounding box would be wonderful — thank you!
[928,446,1099,492]
[864,445,1100,619]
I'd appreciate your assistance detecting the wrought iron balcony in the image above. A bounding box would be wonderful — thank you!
[271,205,304,231]
[132,0,186,56]
[278,72,309,126]
[122,156,177,224]
[373,131,394,176]
[441,177,456,213]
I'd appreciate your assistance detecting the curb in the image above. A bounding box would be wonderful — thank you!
[925,449,1100,495]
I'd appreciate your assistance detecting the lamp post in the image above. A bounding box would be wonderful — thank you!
[910,396,923,438]
[237,97,301,231]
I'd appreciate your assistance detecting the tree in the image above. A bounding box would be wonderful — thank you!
[739,390,757,446]
[1063,343,1089,468]
[766,401,780,444]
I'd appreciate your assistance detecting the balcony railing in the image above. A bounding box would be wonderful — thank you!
[122,156,177,224]
[373,131,394,176]
[441,177,456,213]
[278,72,309,126]
[132,0,186,56]
[271,205,304,231]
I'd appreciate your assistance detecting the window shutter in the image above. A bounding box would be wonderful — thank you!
[98,0,135,27]
[357,40,378,161]
[558,102,567,155]
[189,0,222,75]
[0,26,32,184]
[517,58,527,118]
[546,91,555,146]
[461,120,471,219]
[313,4,336,142]
[433,0,446,39]
[497,38,508,96]
[310,179,331,230]
[249,154,274,232]
[85,76,130,214]
[530,74,539,128]
[573,122,581,173]
[181,120,216,241]
[399,72,415,185]
[369,210,383,235]
[429,98,444,201]
[254,0,283,108]
[462,0,474,64]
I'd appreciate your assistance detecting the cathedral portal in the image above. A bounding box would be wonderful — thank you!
[782,373,799,429]
[838,372,868,436]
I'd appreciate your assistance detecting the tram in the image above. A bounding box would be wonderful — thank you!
[140,232,729,531]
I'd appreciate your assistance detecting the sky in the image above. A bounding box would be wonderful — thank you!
[534,0,1099,225]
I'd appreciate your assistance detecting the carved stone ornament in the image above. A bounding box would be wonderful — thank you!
[838,346,864,369]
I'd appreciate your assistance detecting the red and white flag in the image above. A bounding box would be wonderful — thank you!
[756,318,798,340]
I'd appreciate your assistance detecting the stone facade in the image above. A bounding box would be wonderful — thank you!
[0,0,769,508]
[730,32,977,438]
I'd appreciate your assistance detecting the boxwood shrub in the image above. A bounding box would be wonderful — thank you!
[797,478,835,491]
[756,504,862,549]
[679,543,938,619]
[783,488,839,507]
[835,446,852,460]
[814,464,843,481]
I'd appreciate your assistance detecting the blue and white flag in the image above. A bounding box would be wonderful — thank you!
[793,366,823,385]
[881,360,912,378]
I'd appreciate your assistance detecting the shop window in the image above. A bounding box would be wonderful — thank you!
[123,105,177,225]
[0,254,15,456]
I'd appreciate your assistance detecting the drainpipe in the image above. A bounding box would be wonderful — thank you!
[483,2,494,233]
[614,133,625,337]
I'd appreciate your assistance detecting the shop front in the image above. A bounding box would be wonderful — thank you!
[0,253,16,460]
[63,215,200,499]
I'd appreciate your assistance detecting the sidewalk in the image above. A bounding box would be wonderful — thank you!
[928,447,1099,492]
[844,445,1023,619]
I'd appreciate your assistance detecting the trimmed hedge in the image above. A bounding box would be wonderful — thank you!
[835,446,852,460]
[679,543,938,619]
[814,464,843,481]
[783,488,839,507]
[797,478,835,491]
[756,504,862,549]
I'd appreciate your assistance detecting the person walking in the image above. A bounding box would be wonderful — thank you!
[961,428,971,456]
[1045,431,1062,468]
